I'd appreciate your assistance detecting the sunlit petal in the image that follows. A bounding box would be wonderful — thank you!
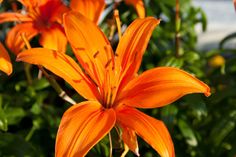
[125,0,145,18]
[39,24,67,53]
[117,106,174,157]
[17,48,100,100]
[70,0,105,24]
[116,17,160,89]
[118,67,210,108]
[5,22,38,54]
[0,42,12,75]
[56,101,116,157]
[0,13,32,24]
[63,11,114,86]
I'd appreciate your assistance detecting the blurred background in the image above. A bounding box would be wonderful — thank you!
[194,0,236,50]
[0,0,236,156]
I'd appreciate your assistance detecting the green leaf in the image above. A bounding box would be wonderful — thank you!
[178,119,198,146]
[161,105,178,127]
[183,51,200,64]
[160,0,175,6]
[0,133,38,156]
[0,109,8,132]
[5,107,26,125]
[183,94,208,119]
[159,56,184,68]
[209,111,236,147]
[199,9,207,32]
[32,78,50,91]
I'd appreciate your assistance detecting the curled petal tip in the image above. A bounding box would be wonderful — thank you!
[0,42,12,75]
[204,89,211,97]
[135,148,140,156]
[16,57,20,62]
[16,55,22,62]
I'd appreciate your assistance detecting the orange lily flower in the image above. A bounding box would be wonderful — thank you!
[17,11,210,157]
[0,0,69,54]
[0,42,12,75]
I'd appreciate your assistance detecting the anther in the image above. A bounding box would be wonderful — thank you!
[93,51,99,58]
[114,9,122,40]
[105,59,112,69]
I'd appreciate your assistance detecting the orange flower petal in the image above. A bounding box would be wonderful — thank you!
[121,125,139,156]
[17,48,100,100]
[0,42,12,75]
[18,0,36,7]
[70,0,105,24]
[50,3,69,24]
[39,24,67,53]
[125,0,145,18]
[0,13,32,24]
[116,106,174,157]
[5,22,38,55]
[38,0,69,23]
[18,0,50,7]
[116,17,160,88]
[63,11,114,86]
[56,101,116,157]
[118,67,210,108]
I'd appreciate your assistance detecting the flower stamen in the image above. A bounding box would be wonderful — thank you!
[114,9,122,40]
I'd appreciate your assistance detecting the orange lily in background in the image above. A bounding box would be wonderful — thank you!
[69,0,145,23]
[234,0,236,11]
[124,0,145,18]
[70,0,105,24]
[0,0,68,54]
[17,11,210,157]
[0,42,12,75]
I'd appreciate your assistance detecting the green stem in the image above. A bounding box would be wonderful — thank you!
[109,132,113,157]
[25,126,36,141]
[20,33,76,105]
[175,0,181,57]
[24,63,33,85]
[38,66,76,105]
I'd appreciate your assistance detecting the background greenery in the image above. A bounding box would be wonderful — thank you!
[0,0,236,156]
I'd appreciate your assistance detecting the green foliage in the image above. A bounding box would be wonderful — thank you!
[0,0,235,156]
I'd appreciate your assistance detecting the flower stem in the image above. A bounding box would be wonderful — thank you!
[114,9,122,40]
[120,144,129,157]
[24,63,33,85]
[25,125,36,141]
[109,132,113,157]
[20,33,76,105]
[175,0,181,57]
[37,66,76,104]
